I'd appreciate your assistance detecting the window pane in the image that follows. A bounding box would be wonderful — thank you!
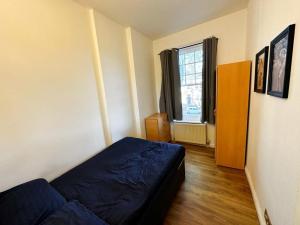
[195,62,202,73]
[186,75,195,85]
[179,65,185,76]
[179,54,184,65]
[195,73,202,84]
[181,76,186,85]
[184,52,194,64]
[181,85,202,122]
[195,51,202,62]
[185,64,195,75]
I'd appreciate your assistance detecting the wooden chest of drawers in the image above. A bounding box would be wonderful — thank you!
[145,113,171,142]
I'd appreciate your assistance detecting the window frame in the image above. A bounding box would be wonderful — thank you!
[177,43,204,124]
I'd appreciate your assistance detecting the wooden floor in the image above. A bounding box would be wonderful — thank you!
[164,144,259,225]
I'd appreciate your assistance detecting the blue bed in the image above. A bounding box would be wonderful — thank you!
[0,137,185,225]
[51,137,185,225]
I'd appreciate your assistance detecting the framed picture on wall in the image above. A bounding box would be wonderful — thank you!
[267,24,296,98]
[254,47,269,93]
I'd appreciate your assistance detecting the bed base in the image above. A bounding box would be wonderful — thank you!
[136,157,185,225]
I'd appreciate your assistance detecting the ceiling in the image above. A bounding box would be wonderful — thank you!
[76,0,248,39]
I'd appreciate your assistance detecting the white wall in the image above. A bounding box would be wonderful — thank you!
[153,10,248,146]
[0,0,157,192]
[126,28,157,138]
[93,12,136,142]
[0,0,106,191]
[246,0,300,225]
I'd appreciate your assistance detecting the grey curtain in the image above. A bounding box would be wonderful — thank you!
[202,37,218,124]
[159,49,182,122]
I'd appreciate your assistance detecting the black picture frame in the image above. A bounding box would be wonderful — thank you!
[254,47,269,93]
[267,24,296,98]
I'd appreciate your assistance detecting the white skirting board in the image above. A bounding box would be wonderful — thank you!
[245,166,266,225]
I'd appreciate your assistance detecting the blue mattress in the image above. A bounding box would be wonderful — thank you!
[51,137,185,225]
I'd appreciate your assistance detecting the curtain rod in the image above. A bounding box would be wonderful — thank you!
[178,42,203,50]
[158,37,218,55]
[179,36,218,49]
[158,42,202,55]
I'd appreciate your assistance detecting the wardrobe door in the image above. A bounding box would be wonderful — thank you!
[216,61,251,169]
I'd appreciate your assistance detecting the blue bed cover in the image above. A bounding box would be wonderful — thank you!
[51,137,185,225]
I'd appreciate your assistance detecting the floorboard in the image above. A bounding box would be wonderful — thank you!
[164,144,259,225]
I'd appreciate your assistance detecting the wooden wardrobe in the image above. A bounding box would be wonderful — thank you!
[215,61,251,169]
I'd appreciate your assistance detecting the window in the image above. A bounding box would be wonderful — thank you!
[178,44,203,123]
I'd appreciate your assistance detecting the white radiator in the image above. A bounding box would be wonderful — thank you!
[173,123,207,145]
